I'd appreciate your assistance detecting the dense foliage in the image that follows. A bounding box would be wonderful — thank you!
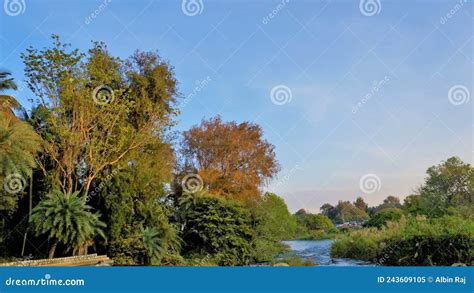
[250,193,297,262]
[181,116,279,203]
[332,216,473,266]
[0,115,41,213]
[320,200,369,224]
[364,208,404,229]
[179,194,254,265]
[332,157,474,266]
[294,209,335,239]
[404,157,473,217]
[368,196,402,216]
[1,35,472,267]
[23,35,178,196]
[10,35,180,262]
[29,191,106,258]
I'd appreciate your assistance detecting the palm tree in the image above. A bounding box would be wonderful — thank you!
[0,70,39,177]
[29,190,106,258]
[0,71,21,119]
[0,71,41,213]
[0,71,18,91]
[0,115,41,178]
[142,227,165,264]
[0,70,41,255]
[142,225,181,265]
[0,113,42,214]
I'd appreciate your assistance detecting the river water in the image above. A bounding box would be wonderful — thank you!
[282,240,373,266]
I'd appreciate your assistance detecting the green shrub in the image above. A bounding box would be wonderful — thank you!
[301,214,335,232]
[250,193,297,262]
[252,238,288,263]
[294,213,337,239]
[181,195,254,266]
[332,215,474,266]
[365,208,404,229]
[379,234,472,266]
[253,193,297,240]
[331,229,380,260]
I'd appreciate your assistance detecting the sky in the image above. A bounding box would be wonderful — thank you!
[1,0,472,212]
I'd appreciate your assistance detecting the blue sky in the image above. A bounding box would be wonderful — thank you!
[1,0,472,212]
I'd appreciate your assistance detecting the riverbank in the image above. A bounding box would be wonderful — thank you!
[280,240,372,266]
[331,215,473,266]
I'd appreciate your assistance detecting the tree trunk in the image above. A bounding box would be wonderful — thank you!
[21,175,33,256]
[48,239,58,259]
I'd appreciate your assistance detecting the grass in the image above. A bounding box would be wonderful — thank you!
[331,215,474,266]
[293,229,340,240]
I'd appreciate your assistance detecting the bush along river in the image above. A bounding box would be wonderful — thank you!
[281,240,373,266]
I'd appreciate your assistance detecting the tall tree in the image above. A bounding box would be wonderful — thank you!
[412,157,473,217]
[0,115,42,213]
[0,71,42,214]
[102,162,179,265]
[22,35,178,197]
[403,194,425,215]
[369,196,402,215]
[22,35,179,261]
[0,115,41,179]
[0,71,21,120]
[251,193,297,262]
[320,203,338,222]
[383,196,401,206]
[251,192,297,240]
[336,201,368,223]
[181,116,279,203]
[354,197,368,212]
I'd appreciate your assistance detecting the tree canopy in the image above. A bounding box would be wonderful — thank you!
[1,34,470,268]
[181,116,279,203]
[179,194,254,265]
[321,201,369,224]
[22,35,178,196]
[405,157,473,217]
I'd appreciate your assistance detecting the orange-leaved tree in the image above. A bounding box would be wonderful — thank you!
[181,116,279,203]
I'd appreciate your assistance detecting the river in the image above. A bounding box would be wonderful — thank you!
[282,240,373,266]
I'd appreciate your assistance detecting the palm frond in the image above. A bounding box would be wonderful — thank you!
[29,190,107,253]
